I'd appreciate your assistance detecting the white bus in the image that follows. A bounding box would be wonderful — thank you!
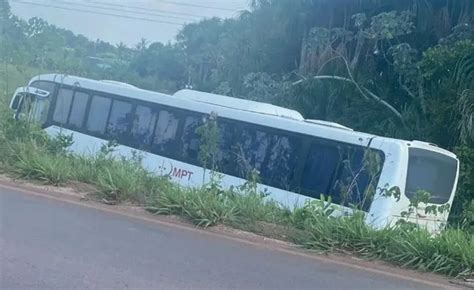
[9,74,459,232]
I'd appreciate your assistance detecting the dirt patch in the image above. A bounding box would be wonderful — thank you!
[0,174,95,199]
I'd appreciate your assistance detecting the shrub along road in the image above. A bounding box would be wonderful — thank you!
[0,185,457,290]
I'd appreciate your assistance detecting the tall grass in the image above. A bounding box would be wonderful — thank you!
[146,179,291,228]
[148,186,240,227]
[299,213,473,277]
[11,140,73,185]
[0,110,472,278]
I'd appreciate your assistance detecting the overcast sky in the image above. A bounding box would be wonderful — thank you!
[10,0,249,46]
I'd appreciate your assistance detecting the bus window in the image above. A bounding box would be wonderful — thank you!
[107,100,133,140]
[254,131,270,170]
[153,109,180,155]
[131,105,157,147]
[16,94,35,122]
[233,127,270,179]
[406,148,457,204]
[216,121,237,175]
[32,97,51,125]
[181,115,203,162]
[332,147,368,207]
[333,147,384,210]
[29,81,54,125]
[232,126,300,189]
[53,88,74,124]
[301,143,340,199]
[68,91,89,128]
[86,95,111,134]
[260,135,300,190]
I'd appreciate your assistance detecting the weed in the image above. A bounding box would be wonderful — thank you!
[196,111,219,174]
[10,140,72,185]
[148,185,239,227]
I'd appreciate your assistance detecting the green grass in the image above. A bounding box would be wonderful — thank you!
[146,180,292,228]
[148,186,239,227]
[11,140,73,185]
[0,107,472,278]
[298,213,473,277]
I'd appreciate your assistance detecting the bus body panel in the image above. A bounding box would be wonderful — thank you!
[364,140,406,228]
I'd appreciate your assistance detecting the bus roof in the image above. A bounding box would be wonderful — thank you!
[173,89,304,121]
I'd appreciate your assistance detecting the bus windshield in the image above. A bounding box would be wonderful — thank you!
[405,148,458,204]
[15,81,54,124]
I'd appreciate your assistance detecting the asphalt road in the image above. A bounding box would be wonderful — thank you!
[0,186,450,290]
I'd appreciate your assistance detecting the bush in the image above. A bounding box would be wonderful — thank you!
[146,173,290,227]
[147,185,240,227]
[300,214,473,277]
[6,139,71,185]
[450,146,474,233]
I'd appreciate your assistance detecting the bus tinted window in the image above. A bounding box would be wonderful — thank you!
[332,147,368,206]
[300,143,384,210]
[153,109,180,155]
[53,88,73,124]
[406,148,457,204]
[234,128,270,178]
[231,124,301,189]
[68,91,89,128]
[107,100,132,139]
[216,121,237,175]
[86,95,111,134]
[301,143,340,199]
[132,105,157,146]
[181,115,203,162]
[260,135,300,190]
[337,148,384,210]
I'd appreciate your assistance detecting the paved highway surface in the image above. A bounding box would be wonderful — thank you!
[0,186,450,289]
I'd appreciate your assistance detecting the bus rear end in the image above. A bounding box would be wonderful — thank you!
[398,142,459,233]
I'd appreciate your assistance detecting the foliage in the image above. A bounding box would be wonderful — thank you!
[457,89,474,144]
[397,190,451,229]
[10,140,72,185]
[292,195,337,228]
[300,213,473,277]
[451,146,474,232]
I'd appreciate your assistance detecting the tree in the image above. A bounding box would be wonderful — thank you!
[135,38,149,53]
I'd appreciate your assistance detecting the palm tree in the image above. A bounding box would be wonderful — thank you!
[135,38,148,53]
[115,42,128,60]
